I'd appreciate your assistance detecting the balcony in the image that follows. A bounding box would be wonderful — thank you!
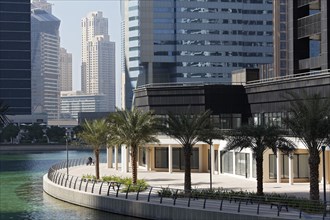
[299,56,321,70]
[297,0,320,9]
[297,13,321,39]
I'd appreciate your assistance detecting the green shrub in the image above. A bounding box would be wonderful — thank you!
[82,174,96,181]
[98,175,148,192]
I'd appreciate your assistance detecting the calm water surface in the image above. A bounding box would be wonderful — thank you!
[0,150,139,220]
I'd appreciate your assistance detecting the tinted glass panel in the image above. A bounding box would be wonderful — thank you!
[0,31,30,41]
[0,60,30,69]
[0,51,30,59]
[0,22,30,31]
[0,42,30,50]
[0,80,30,88]
[0,89,31,97]
[0,3,30,12]
[0,70,30,78]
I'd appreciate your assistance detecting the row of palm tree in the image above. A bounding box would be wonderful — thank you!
[78,91,329,201]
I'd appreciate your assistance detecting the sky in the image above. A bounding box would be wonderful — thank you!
[48,0,122,107]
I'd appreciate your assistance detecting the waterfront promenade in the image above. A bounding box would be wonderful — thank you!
[68,163,330,200]
[44,161,330,220]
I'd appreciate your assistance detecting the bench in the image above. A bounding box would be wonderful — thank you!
[271,202,289,212]
[230,196,253,205]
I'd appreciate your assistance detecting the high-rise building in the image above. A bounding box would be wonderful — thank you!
[81,11,116,112]
[60,91,107,119]
[0,0,31,115]
[59,48,72,91]
[288,0,330,74]
[31,0,52,14]
[31,2,60,119]
[122,0,273,109]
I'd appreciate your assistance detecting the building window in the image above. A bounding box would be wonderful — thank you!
[172,148,199,170]
[155,147,168,168]
[269,154,310,179]
[139,147,146,167]
[235,152,250,177]
[269,154,277,179]
[221,151,233,174]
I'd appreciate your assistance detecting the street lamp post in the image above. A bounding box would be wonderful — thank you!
[321,145,327,206]
[65,131,70,177]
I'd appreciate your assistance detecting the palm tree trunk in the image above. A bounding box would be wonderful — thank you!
[309,147,320,201]
[131,146,138,185]
[95,148,100,180]
[183,146,192,192]
[255,154,264,196]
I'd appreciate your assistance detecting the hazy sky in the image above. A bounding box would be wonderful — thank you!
[48,0,122,106]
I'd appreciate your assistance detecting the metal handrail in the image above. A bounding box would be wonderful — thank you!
[47,160,327,219]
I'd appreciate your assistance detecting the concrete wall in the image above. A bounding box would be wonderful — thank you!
[43,174,284,220]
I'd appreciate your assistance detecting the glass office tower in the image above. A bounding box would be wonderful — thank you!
[122,0,273,108]
[0,0,31,115]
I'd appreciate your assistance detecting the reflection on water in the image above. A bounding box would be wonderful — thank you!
[0,150,139,220]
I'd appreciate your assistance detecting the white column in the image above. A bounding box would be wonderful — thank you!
[210,144,215,175]
[114,145,118,170]
[233,151,236,175]
[276,151,282,183]
[218,149,221,175]
[249,152,254,178]
[107,147,113,168]
[121,145,129,173]
[199,146,203,172]
[168,145,172,173]
[146,147,150,171]
[288,154,294,185]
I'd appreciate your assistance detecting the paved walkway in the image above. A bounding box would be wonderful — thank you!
[68,163,330,199]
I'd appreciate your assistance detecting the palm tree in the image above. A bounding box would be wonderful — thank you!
[160,109,212,192]
[108,108,159,185]
[225,124,294,196]
[283,91,330,201]
[0,101,9,128]
[78,119,108,179]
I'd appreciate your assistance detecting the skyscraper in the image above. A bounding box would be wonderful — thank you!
[81,11,116,112]
[122,0,273,109]
[31,2,60,119]
[59,48,72,92]
[0,0,31,115]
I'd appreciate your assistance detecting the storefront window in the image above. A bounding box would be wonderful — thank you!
[221,151,233,174]
[155,147,168,168]
[172,148,199,170]
[235,152,250,177]
[269,154,277,179]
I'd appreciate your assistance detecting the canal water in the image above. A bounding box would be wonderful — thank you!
[0,150,139,220]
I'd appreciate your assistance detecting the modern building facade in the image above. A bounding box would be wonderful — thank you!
[59,48,72,92]
[131,70,330,184]
[81,11,116,112]
[122,0,274,108]
[60,91,108,119]
[288,0,329,74]
[0,0,31,115]
[31,3,61,119]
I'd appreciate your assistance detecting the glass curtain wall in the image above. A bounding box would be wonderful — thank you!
[221,151,233,174]
[269,154,310,179]
[235,152,250,178]
[155,147,199,169]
